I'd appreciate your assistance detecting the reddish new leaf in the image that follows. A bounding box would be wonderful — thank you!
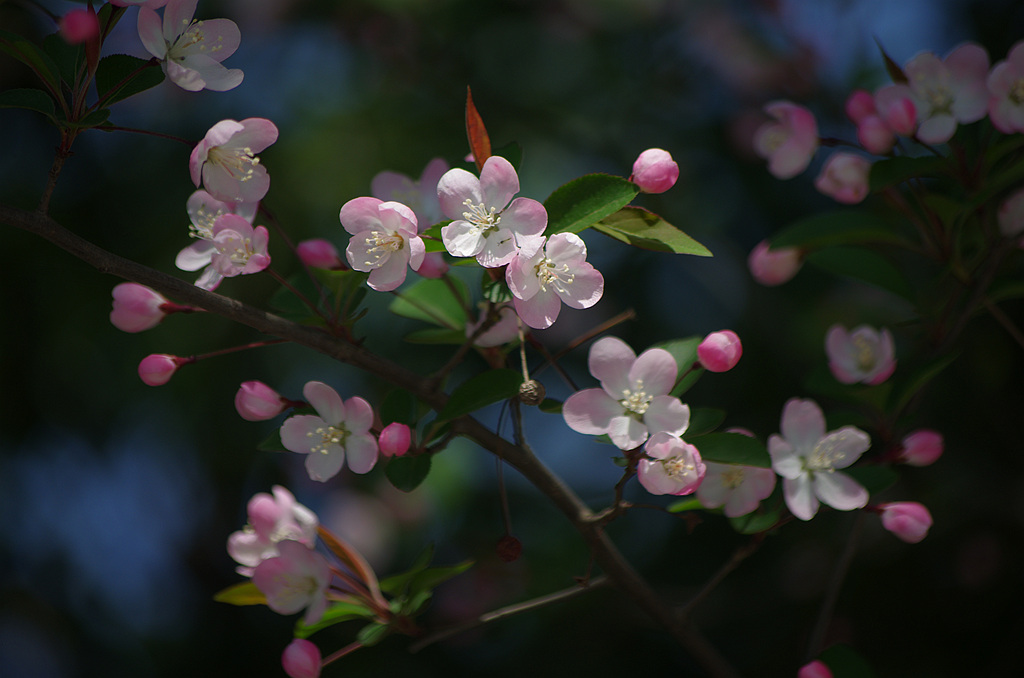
[466,86,491,172]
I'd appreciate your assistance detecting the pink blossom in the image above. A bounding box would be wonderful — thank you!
[371,157,449,226]
[747,240,802,286]
[697,330,742,372]
[631,148,679,194]
[753,101,819,179]
[638,432,706,496]
[697,461,776,517]
[340,198,424,292]
[208,214,271,279]
[845,90,876,124]
[60,9,99,45]
[414,252,449,279]
[899,429,944,467]
[437,156,547,267]
[768,398,870,521]
[814,153,872,205]
[235,381,289,421]
[562,337,690,451]
[280,381,378,481]
[798,660,833,678]
[190,118,278,203]
[296,239,343,269]
[282,639,321,678]
[856,115,895,155]
[175,189,259,290]
[878,502,933,543]
[252,540,330,625]
[825,324,896,385]
[378,422,412,457]
[110,283,169,332]
[505,233,604,330]
[227,486,318,574]
[137,0,243,92]
[467,303,520,347]
[874,88,917,136]
[988,41,1024,133]
[137,354,189,386]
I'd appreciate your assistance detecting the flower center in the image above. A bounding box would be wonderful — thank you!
[662,455,696,480]
[362,230,404,267]
[189,204,224,240]
[173,19,226,57]
[722,467,745,489]
[207,145,261,183]
[921,84,953,114]
[852,334,877,371]
[620,381,651,416]
[307,424,348,454]
[1010,79,1024,105]
[462,198,501,236]
[535,257,575,293]
[759,125,789,154]
[216,233,257,265]
[806,435,852,472]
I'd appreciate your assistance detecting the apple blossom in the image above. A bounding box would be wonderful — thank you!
[207,214,271,279]
[697,461,776,517]
[372,157,449,226]
[856,115,895,155]
[235,381,291,421]
[878,502,933,543]
[747,239,802,286]
[280,381,379,481]
[814,153,872,205]
[190,118,278,204]
[282,639,322,678]
[825,324,896,385]
[110,283,170,332]
[175,189,259,289]
[138,0,243,92]
[437,156,546,267]
[252,540,330,625]
[638,432,706,496]
[798,660,833,678]
[378,422,412,457]
[340,198,425,292]
[562,337,690,450]
[753,101,819,179]
[137,353,191,386]
[697,330,742,372]
[505,233,604,330]
[899,429,944,467]
[844,89,876,124]
[227,486,318,574]
[296,239,344,269]
[768,398,870,521]
[988,41,1024,133]
[466,303,520,347]
[631,148,679,194]
[59,9,99,45]
[874,87,917,136]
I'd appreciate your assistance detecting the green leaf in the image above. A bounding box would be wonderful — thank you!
[379,544,435,596]
[0,88,55,118]
[819,643,877,678]
[356,621,391,647]
[95,54,165,107]
[384,454,432,492]
[437,368,522,421]
[419,221,450,252]
[389,277,470,329]
[868,155,945,191]
[844,466,898,495]
[651,337,702,396]
[690,432,771,468]
[294,600,378,638]
[770,211,909,250]
[544,173,639,235]
[887,352,958,417]
[538,398,563,414]
[407,559,474,599]
[481,274,513,303]
[65,107,110,130]
[403,327,468,344]
[0,30,61,94]
[213,581,267,606]
[805,246,914,301]
[593,207,712,256]
[667,497,703,513]
[687,408,725,437]
[42,33,84,87]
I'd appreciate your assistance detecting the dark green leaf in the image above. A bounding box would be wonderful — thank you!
[887,351,958,417]
[667,497,702,513]
[407,559,474,600]
[651,337,702,396]
[481,274,513,303]
[437,368,522,421]
[385,454,432,492]
[690,432,771,468]
[95,54,165,107]
[805,246,914,301]
[42,33,84,87]
[0,88,55,118]
[819,643,877,678]
[843,466,898,495]
[380,389,417,426]
[389,277,470,329]
[687,408,726,437]
[255,428,287,453]
[65,107,110,129]
[356,621,391,647]
[379,544,435,596]
[770,211,909,250]
[0,30,61,94]
[544,173,639,235]
[403,327,468,344]
[420,221,450,252]
[593,207,712,256]
[538,398,563,414]
[728,494,784,534]
[294,601,378,639]
[213,581,267,606]
[868,156,944,191]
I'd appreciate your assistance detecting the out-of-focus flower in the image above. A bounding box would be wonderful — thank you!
[997,186,1024,238]
[631,148,679,194]
[372,157,449,226]
[414,252,449,279]
[190,118,278,203]
[798,660,833,678]
[878,502,933,543]
[899,429,944,467]
[874,88,917,136]
[697,330,742,372]
[748,240,802,286]
[252,540,330,625]
[768,398,870,521]
[753,101,819,179]
[814,153,872,204]
[467,303,520,348]
[282,639,321,678]
[60,8,100,45]
[988,41,1024,133]
[825,324,896,385]
[137,353,190,386]
[697,461,776,517]
[296,239,343,269]
[227,486,318,574]
[638,433,705,496]
[137,0,243,91]
[505,233,604,329]
[340,198,424,291]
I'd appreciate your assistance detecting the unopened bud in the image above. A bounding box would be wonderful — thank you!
[138,354,189,386]
[697,330,742,372]
[296,239,343,269]
[631,148,679,194]
[281,638,321,678]
[899,429,943,467]
[235,381,288,421]
[878,501,932,543]
[379,422,412,457]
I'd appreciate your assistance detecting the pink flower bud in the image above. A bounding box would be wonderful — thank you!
[814,152,871,205]
[876,92,917,136]
[282,638,321,678]
[879,502,932,543]
[747,239,802,286]
[844,89,876,124]
[110,283,170,333]
[235,381,288,421]
[697,330,743,372]
[798,660,833,678]
[296,239,343,269]
[415,251,449,279]
[379,422,412,457]
[899,429,943,467]
[59,8,100,45]
[138,354,187,386]
[856,115,895,154]
[631,148,679,194]
[248,494,285,538]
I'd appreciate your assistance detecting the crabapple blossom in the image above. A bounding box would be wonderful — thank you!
[562,337,690,450]
[638,433,706,496]
[798,660,833,678]
[845,89,876,123]
[437,156,546,267]
[371,157,449,226]
[697,461,776,517]
[59,8,99,45]
[874,88,917,136]
[768,398,870,521]
[235,381,290,421]
[814,153,872,205]
[631,148,679,194]
[878,502,933,543]
[988,41,1024,133]
[505,233,604,329]
[747,239,802,286]
[296,239,343,269]
[378,422,412,457]
[176,190,259,289]
[138,0,243,92]
[110,283,170,332]
[282,639,321,678]
[340,198,425,292]
[753,101,819,179]
[856,115,895,155]
[697,330,742,372]
[190,118,278,203]
[466,303,520,347]
[137,353,190,386]
[280,381,378,481]
[207,214,271,279]
[227,486,318,574]
[252,540,330,625]
[825,324,896,385]
[899,429,944,467]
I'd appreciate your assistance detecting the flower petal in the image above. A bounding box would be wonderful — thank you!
[813,471,868,511]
